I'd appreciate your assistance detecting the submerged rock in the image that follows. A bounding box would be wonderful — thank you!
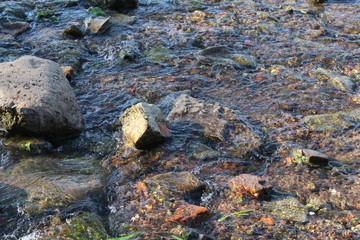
[312,68,356,92]
[228,174,272,198]
[120,102,170,149]
[196,46,257,68]
[167,94,262,156]
[142,171,205,203]
[0,155,105,215]
[0,56,84,140]
[262,196,308,222]
[304,108,360,132]
[41,212,108,240]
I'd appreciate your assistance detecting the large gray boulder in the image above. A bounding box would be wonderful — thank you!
[0,56,84,139]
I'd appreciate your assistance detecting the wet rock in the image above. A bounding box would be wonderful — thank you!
[196,46,257,68]
[0,56,84,140]
[3,137,52,154]
[86,16,111,34]
[294,149,330,166]
[262,196,308,222]
[167,94,262,156]
[312,68,356,92]
[304,108,360,132]
[0,155,105,215]
[169,200,209,227]
[88,0,137,11]
[142,171,205,203]
[144,46,173,64]
[1,22,30,37]
[62,24,84,38]
[60,65,75,81]
[110,13,136,25]
[306,194,327,211]
[120,102,170,149]
[41,212,108,240]
[191,142,220,161]
[228,174,272,198]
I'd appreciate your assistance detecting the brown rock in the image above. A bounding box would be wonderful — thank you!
[300,149,330,166]
[169,201,209,226]
[1,22,30,37]
[87,16,111,34]
[228,174,272,198]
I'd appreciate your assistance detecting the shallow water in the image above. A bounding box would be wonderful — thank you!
[1,0,360,239]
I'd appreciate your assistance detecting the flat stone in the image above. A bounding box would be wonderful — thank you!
[142,171,205,203]
[0,56,84,139]
[262,196,308,222]
[169,200,209,226]
[87,16,111,34]
[228,174,272,198]
[312,68,356,92]
[120,102,170,149]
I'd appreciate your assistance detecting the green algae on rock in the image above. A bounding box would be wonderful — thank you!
[262,196,308,222]
[143,171,205,203]
[41,212,108,240]
[304,108,360,132]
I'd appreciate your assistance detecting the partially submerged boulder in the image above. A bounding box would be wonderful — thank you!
[0,56,84,140]
[120,102,170,149]
[86,16,111,34]
[167,94,262,156]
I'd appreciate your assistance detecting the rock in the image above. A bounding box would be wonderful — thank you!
[62,24,84,38]
[296,149,330,166]
[60,66,75,81]
[142,171,205,203]
[86,16,111,34]
[1,22,30,37]
[0,56,84,140]
[87,0,137,11]
[304,108,360,132]
[110,13,136,25]
[167,94,262,156]
[0,155,105,215]
[196,46,257,68]
[191,142,220,161]
[228,174,272,198]
[41,212,108,240]
[120,102,170,149]
[144,46,173,64]
[169,200,209,227]
[311,68,356,92]
[262,196,308,222]
[3,136,52,154]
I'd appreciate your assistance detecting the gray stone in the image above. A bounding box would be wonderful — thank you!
[0,56,84,139]
[120,102,170,149]
[86,16,111,34]
[262,196,308,222]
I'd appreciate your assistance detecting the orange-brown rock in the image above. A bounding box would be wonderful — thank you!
[169,201,209,226]
[228,174,272,198]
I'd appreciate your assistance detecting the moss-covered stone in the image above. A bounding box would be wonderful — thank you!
[262,196,308,222]
[41,212,108,240]
[304,108,360,132]
[143,171,205,203]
